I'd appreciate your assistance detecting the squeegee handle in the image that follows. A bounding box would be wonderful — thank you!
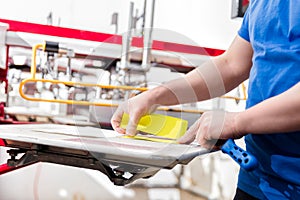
[221,139,258,171]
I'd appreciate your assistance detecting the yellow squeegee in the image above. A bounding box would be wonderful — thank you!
[120,113,188,143]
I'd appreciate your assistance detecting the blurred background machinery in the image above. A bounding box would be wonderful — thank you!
[0,0,249,199]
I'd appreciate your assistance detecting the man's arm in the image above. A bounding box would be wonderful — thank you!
[147,35,253,105]
[111,36,253,135]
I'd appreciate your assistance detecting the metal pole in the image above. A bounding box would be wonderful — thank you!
[120,2,134,70]
[141,0,155,71]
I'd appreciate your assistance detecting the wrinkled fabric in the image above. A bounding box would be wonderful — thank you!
[237,0,300,199]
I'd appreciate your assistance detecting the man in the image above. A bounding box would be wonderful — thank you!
[111,0,300,199]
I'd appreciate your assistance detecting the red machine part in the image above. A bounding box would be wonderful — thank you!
[0,18,225,57]
[0,102,42,124]
[243,0,249,6]
[0,164,12,174]
[0,139,5,147]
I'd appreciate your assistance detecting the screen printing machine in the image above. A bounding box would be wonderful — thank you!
[0,12,253,199]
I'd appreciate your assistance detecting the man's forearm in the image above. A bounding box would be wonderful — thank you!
[146,57,248,106]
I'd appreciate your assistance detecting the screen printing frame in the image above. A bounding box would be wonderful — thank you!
[0,124,210,186]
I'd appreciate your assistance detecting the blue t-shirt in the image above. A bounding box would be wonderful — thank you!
[237,0,300,199]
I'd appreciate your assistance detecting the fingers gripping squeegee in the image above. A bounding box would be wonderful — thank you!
[120,113,258,171]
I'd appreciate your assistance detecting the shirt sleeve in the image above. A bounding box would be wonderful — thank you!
[238,8,250,42]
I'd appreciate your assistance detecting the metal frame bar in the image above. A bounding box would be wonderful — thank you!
[1,141,161,186]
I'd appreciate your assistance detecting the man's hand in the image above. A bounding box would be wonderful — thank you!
[111,92,158,136]
[178,110,244,149]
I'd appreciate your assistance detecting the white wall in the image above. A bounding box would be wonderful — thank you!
[0,0,143,35]
[154,0,242,49]
[0,0,242,49]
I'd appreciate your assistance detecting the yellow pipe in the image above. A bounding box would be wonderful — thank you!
[221,95,247,101]
[23,43,148,106]
[241,82,247,99]
[19,78,147,106]
[31,43,45,79]
[221,82,248,101]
